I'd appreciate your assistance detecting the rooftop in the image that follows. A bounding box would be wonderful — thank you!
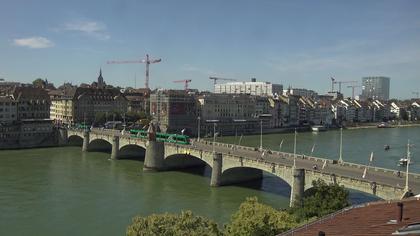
[280,197,420,236]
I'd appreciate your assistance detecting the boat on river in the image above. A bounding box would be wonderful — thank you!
[377,122,392,128]
[398,140,413,167]
[399,158,410,167]
[311,125,327,132]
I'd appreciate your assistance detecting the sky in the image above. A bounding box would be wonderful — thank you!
[0,0,419,99]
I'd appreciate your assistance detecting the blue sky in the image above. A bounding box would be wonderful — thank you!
[1,0,419,98]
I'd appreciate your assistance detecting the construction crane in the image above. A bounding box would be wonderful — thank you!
[347,85,362,99]
[173,79,192,91]
[107,54,161,89]
[330,77,358,93]
[209,76,236,85]
[413,91,419,99]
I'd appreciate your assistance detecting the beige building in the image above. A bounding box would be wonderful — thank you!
[50,87,127,124]
[124,88,150,114]
[50,71,128,125]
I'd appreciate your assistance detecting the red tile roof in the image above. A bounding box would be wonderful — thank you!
[280,197,420,236]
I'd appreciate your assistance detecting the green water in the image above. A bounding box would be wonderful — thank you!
[0,147,289,236]
[218,126,420,173]
[1,127,418,235]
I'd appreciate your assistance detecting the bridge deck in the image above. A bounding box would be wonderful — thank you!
[69,129,420,195]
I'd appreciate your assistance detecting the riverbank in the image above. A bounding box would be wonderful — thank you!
[345,122,420,130]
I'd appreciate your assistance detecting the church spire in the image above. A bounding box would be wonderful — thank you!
[98,68,105,89]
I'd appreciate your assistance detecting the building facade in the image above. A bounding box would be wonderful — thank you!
[0,96,17,125]
[11,87,51,120]
[150,90,198,134]
[214,78,283,97]
[361,76,390,101]
[50,71,128,125]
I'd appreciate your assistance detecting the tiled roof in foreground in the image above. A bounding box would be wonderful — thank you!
[280,197,420,236]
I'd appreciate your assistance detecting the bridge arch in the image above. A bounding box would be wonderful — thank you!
[68,135,83,146]
[221,166,292,190]
[164,153,212,170]
[88,138,112,152]
[118,144,146,160]
[303,171,400,201]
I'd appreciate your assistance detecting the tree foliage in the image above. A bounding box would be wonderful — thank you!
[224,197,297,236]
[126,211,222,236]
[290,179,349,221]
[32,78,46,88]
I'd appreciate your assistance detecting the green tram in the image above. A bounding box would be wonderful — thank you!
[76,123,90,130]
[129,129,190,145]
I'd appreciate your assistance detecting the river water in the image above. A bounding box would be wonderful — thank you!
[0,127,418,235]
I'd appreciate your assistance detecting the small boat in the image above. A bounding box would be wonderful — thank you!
[398,140,413,166]
[377,122,392,128]
[384,145,390,151]
[311,125,327,132]
[398,158,409,167]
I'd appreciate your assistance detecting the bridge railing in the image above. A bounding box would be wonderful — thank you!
[195,139,420,180]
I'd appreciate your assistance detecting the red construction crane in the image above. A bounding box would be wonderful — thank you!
[209,76,236,85]
[107,54,161,89]
[173,79,192,91]
[330,77,357,93]
[347,85,362,99]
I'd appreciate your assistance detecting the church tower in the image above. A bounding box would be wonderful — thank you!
[97,68,105,89]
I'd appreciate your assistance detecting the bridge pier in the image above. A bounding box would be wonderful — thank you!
[111,136,119,160]
[290,168,305,207]
[58,128,68,146]
[210,152,222,187]
[143,140,165,171]
[82,131,90,152]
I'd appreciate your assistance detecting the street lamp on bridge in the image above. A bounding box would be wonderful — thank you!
[338,127,344,163]
[258,114,272,151]
[206,120,219,153]
[197,116,201,141]
[293,128,297,168]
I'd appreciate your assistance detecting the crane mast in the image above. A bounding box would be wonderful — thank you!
[347,85,362,99]
[330,77,358,93]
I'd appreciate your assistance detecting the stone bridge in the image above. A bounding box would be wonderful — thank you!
[63,128,419,207]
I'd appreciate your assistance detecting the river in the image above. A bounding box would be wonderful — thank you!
[0,127,418,235]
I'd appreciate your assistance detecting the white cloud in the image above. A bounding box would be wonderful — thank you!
[63,20,110,40]
[13,37,54,49]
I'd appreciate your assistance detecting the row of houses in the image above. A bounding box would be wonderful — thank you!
[1,72,419,137]
[149,90,420,135]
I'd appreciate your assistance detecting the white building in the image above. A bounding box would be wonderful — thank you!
[283,88,318,99]
[214,78,283,97]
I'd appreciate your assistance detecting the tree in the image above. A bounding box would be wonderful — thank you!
[126,211,222,236]
[224,197,297,236]
[32,78,46,88]
[290,179,349,221]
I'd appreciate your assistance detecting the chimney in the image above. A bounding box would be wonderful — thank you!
[397,202,403,223]
[319,231,326,236]
[251,78,256,82]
